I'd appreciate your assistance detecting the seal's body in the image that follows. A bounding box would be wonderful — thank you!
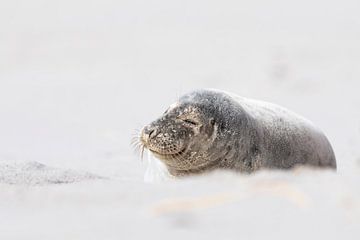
[140,89,336,176]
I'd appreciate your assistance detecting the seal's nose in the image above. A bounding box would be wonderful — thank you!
[141,126,158,145]
[148,129,155,138]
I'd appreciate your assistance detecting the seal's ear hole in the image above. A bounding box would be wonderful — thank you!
[210,118,215,126]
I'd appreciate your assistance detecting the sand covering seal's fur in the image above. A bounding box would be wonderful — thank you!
[140,89,336,176]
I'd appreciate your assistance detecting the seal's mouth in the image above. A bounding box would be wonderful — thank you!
[148,147,186,161]
[139,125,189,163]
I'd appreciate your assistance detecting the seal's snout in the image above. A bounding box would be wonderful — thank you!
[141,125,158,146]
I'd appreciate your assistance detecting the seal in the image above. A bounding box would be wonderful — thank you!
[139,89,336,176]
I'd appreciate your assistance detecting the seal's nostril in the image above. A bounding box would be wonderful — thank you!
[148,129,155,138]
[143,126,157,142]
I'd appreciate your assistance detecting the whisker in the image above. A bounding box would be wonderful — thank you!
[131,138,140,146]
[130,139,140,147]
[140,145,145,161]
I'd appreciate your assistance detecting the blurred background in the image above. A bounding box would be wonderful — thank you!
[1,0,360,174]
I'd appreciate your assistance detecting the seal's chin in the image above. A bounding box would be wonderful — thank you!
[148,147,186,162]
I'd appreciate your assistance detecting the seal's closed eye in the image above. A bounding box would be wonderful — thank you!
[183,119,198,126]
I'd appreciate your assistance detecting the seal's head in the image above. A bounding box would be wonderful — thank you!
[140,90,232,175]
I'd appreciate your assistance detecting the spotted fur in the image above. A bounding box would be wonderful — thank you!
[140,89,336,176]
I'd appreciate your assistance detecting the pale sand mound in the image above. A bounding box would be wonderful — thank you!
[0,161,102,185]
